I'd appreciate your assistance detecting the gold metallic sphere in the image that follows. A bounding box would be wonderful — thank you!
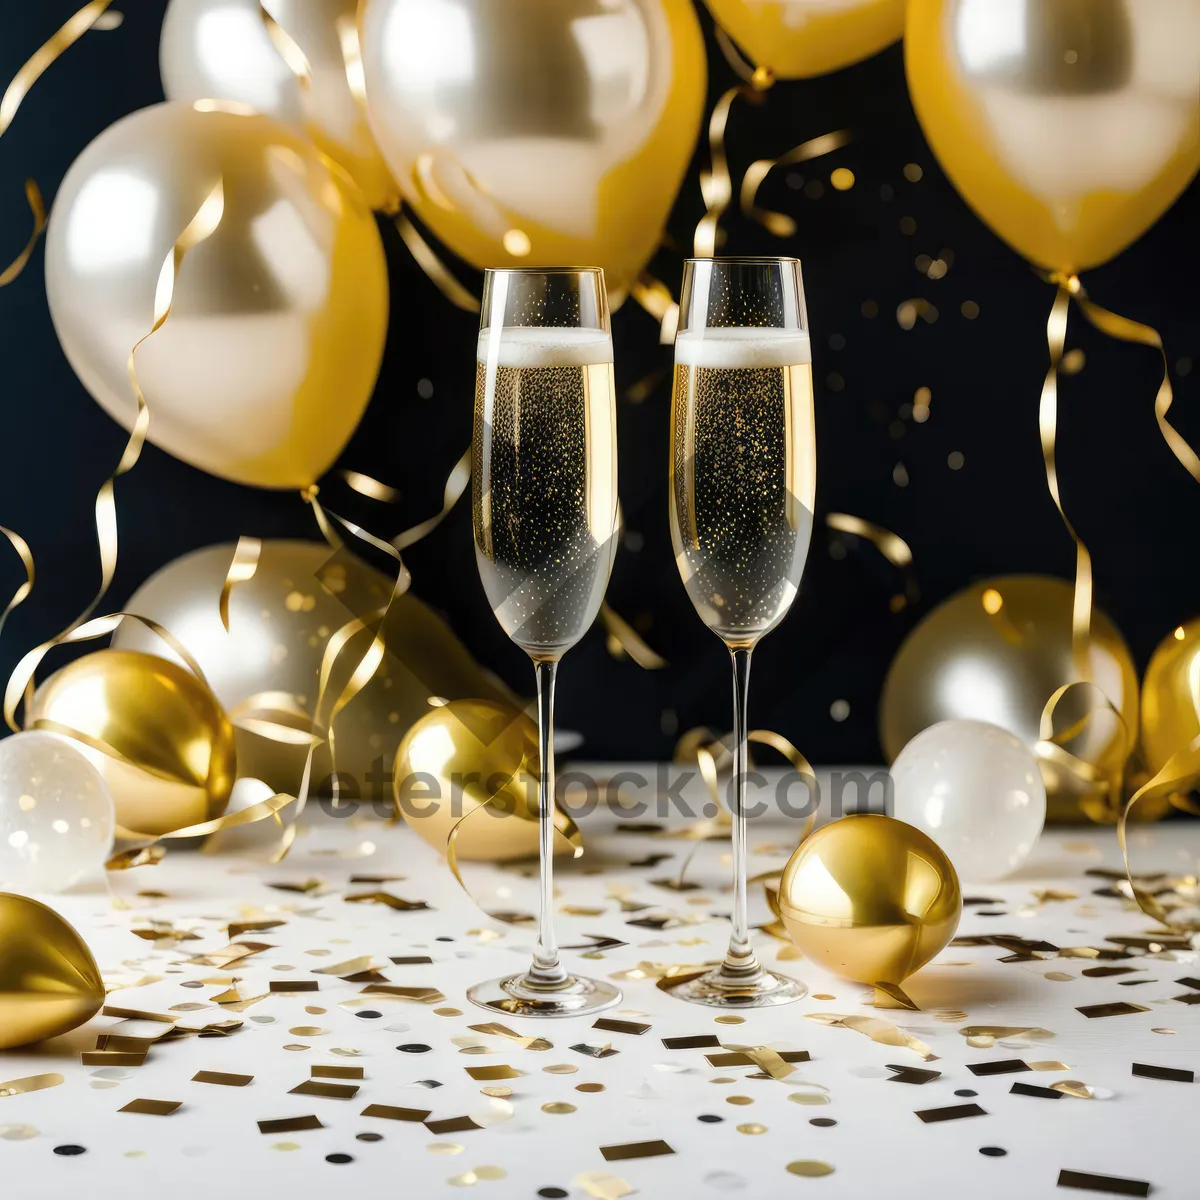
[1140,619,1200,788]
[778,814,962,986]
[0,894,104,1050]
[29,650,237,838]
[394,698,574,863]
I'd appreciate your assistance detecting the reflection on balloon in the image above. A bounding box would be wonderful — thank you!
[0,732,115,894]
[29,650,237,838]
[44,102,388,490]
[778,814,961,987]
[394,698,575,863]
[112,541,515,799]
[705,0,906,79]
[160,0,397,209]
[1140,619,1200,794]
[906,0,1200,272]
[359,0,706,301]
[881,576,1144,822]
[0,894,105,1050]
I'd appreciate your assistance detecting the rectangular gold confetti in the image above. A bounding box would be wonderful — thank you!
[661,1035,721,1050]
[464,1065,524,1081]
[390,955,434,965]
[0,1072,64,1096]
[600,1140,676,1162]
[193,1071,252,1087]
[1076,1002,1149,1019]
[289,1080,360,1100]
[424,1116,482,1134]
[313,956,378,976]
[312,1065,365,1080]
[119,1099,182,1115]
[592,1018,650,1036]
[257,1115,324,1134]
[362,1104,431,1122]
[95,1036,170,1053]
[705,1050,809,1068]
[359,985,444,1002]
[270,981,319,993]
[227,919,285,937]
[350,874,406,883]
[344,891,429,911]
[102,1006,174,1023]
[915,1103,987,1123]
[1057,1170,1149,1196]
[1030,1061,1071,1072]
[80,1051,146,1067]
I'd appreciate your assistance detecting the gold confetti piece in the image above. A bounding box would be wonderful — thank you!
[283,1045,310,1052]
[227,919,286,938]
[270,981,319,994]
[960,1026,1054,1039]
[289,1080,359,1100]
[360,985,444,1002]
[289,1026,327,1037]
[811,994,836,1001]
[361,1104,431,1122]
[788,1161,835,1177]
[1152,1028,1177,1035]
[426,1142,466,1155]
[0,1125,39,1140]
[543,1064,579,1075]
[466,1023,551,1051]
[561,905,608,916]
[599,1140,676,1162]
[474,1167,506,1182]
[726,1095,754,1106]
[1033,888,1078,903]
[593,1018,650,1036]
[1049,1080,1097,1099]
[542,1102,577,1114]
[576,1083,606,1093]
[447,1173,477,1188]
[573,1171,635,1200]
[1077,1002,1150,1018]
[737,1123,767,1135]
[312,1065,364,1080]
[435,1008,463,1017]
[272,1142,300,1152]
[344,891,429,911]
[305,1006,327,1015]
[425,1117,482,1135]
[787,1091,831,1106]
[465,1065,523,1081]
[1030,1061,1070,1072]
[257,1116,323,1134]
[0,1073,64,1097]
[118,1099,181,1116]
[80,1051,146,1067]
[1045,972,1075,982]
[715,1015,745,1025]
[313,956,379,977]
[709,1048,808,1078]
[192,1070,253,1087]
[933,1010,969,1023]
[874,982,920,1010]
[106,844,166,870]
[805,1014,936,1061]
[480,1086,512,1099]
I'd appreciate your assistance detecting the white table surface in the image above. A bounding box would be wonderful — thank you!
[2,779,1197,1200]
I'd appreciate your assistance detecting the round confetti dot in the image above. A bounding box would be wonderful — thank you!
[980,1147,1007,1157]
[538,1190,569,1199]
[123,1151,147,1159]
[830,699,850,722]
[961,300,980,319]
[543,1064,578,1075]
[575,1083,605,1093]
[289,1026,327,1037]
[53,1145,87,1156]
[809,1118,837,1128]
[250,1015,275,1024]
[475,1167,506,1181]
[481,1086,512,1099]
[283,1044,310,1051]
[812,993,836,1001]
[787,1161,835,1177]
[1152,1028,1177,1035]
[427,1143,465,1156]
[447,1172,476,1187]
[435,936,455,942]
[326,1154,353,1164]
[305,1006,327,1015]
[830,167,855,191]
[356,1133,384,1143]
[0,1125,39,1141]
[434,1008,462,1017]
[272,1142,301,1152]
[698,1114,724,1123]
[726,1095,753,1106]
[542,1102,576,1115]
[397,1044,432,1054]
[738,1123,767,1135]
[181,980,205,988]
[787,1091,830,1106]
[954,1089,978,1098]
[709,1077,736,1084]
[355,1011,382,1020]
[714,1015,744,1025]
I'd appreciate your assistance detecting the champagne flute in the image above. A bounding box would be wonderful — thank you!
[668,257,816,1008]
[468,268,622,1017]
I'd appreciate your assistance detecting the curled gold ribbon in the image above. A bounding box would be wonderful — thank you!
[825,513,912,567]
[0,180,45,287]
[0,0,116,138]
[219,536,262,632]
[741,130,852,238]
[259,3,312,82]
[694,86,743,258]
[0,526,34,644]
[600,603,667,670]
[630,271,679,345]
[340,469,400,504]
[394,207,481,313]
[392,446,472,551]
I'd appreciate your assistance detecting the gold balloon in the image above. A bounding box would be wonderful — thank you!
[44,101,388,490]
[359,0,706,302]
[0,893,105,1050]
[1140,619,1200,789]
[160,0,397,209]
[880,575,1150,822]
[28,650,237,838]
[394,699,574,863]
[112,540,515,799]
[778,815,962,986]
[705,0,905,79]
[906,0,1200,273]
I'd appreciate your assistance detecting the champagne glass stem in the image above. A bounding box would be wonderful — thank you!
[722,646,761,980]
[530,658,567,986]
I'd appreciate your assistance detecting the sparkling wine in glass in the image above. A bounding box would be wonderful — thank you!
[467,267,621,1017]
[669,257,816,1008]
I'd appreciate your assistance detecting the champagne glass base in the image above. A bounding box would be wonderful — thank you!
[467,972,622,1018]
[671,967,807,1009]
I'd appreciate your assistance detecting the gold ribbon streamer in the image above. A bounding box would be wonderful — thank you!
[395,208,481,313]
[599,603,667,670]
[825,513,912,567]
[630,272,679,345]
[340,470,400,504]
[0,0,116,138]
[741,131,852,238]
[392,447,472,551]
[0,180,45,287]
[694,86,743,258]
[1039,277,1092,681]
[258,3,312,83]
[0,526,34,644]
[219,536,262,632]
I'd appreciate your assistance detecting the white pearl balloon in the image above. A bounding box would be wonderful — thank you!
[890,719,1046,883]
[0,731,115,893]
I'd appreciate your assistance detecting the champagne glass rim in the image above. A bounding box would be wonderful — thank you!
[684,256,801,266]
[484,266,606,277]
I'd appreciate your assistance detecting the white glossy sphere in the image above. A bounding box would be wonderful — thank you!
[890,719,1046,883]
[0,731,115,893]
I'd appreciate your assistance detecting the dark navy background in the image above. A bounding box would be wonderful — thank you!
[2,2,1197,762]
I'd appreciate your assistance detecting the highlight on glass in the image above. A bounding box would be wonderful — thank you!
[468,267,622,1017]
[668,256,817,1007]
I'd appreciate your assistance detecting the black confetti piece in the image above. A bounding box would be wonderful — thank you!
[915,1104,987,1123]
[1010,1082,1062,1099]
[1131,1062,1193,1083]
[1057,1169,1150,1196]
[969,1059,1030,1077]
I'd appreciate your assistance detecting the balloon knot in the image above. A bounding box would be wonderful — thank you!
[751,66,775,92]
[300,484,320,503]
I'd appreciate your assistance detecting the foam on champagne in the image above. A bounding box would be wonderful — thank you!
[477,326,613,369]
[674,326,812,370]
